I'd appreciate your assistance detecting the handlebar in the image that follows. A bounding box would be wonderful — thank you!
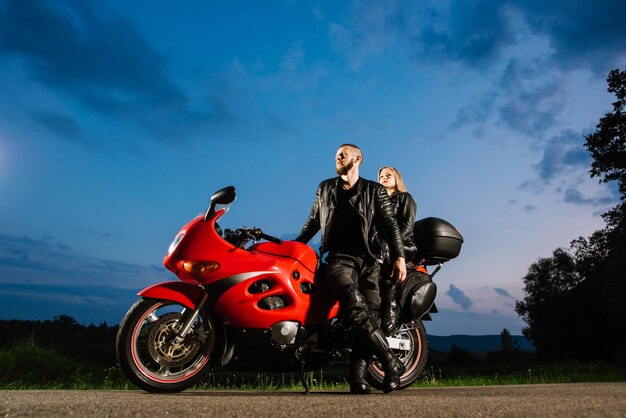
[225,227,282,248]
[252,229,283,245]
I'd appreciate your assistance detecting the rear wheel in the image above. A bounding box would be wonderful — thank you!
[116,298,217,392]
[367,320,429,390]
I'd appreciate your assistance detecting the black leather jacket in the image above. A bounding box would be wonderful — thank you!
[377,191,418,263]
[296,177,405,261]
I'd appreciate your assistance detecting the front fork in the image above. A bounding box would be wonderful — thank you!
[173,292,209,345]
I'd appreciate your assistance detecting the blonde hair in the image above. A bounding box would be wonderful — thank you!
[378,166,407,193]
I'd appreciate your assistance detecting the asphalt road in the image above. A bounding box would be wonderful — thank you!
[2,382,625,417]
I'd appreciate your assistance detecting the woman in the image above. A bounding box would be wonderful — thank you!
[378,166,417,335]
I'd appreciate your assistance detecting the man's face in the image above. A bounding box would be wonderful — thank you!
[336,146,358,175]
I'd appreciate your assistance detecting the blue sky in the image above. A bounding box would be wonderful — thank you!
[0,0,624,334]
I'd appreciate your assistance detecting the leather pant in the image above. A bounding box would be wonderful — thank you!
[379,263,399,335]
[327,254,405,393]
[326,253,381,337]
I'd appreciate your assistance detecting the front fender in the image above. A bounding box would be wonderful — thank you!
[138,281,204,310]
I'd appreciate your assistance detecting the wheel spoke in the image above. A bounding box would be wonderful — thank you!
[146,312,159,323]
[158,365,171,376]
[167,345,177,357]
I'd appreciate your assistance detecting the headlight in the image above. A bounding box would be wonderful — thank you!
[166,233,184,257]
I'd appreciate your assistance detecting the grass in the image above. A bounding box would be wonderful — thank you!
[0,337,132,390]
[1,339,625,390]
[414,363,626,387]
[194,369,348,391]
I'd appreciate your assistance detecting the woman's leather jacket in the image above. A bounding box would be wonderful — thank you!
[384,191,418,263]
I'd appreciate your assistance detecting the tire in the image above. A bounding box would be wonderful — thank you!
[116,298,217,393]
[367,320,429,390]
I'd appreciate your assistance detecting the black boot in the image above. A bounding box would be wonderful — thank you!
[364,329,406,393]
[349,346,371,394]
[380,281,399,336]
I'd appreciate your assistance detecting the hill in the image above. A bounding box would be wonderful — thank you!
[429,334,534,353]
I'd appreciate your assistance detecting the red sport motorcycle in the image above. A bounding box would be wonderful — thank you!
[116,186,463,392]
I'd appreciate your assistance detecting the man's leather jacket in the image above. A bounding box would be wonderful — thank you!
[296,177,405,261]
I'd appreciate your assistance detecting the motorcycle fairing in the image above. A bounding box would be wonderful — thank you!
[138,281,204,310]
[203,270,277,303]
[212,260,340,328]
[163,210,340,329]
[250,241,318,274]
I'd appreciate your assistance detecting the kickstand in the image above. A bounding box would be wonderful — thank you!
[299,358,310,395]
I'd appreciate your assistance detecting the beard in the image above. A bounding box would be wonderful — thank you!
[336,158,355,176]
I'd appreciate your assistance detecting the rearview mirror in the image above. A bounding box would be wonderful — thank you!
[205,186,236,221]
[211,186,236,205]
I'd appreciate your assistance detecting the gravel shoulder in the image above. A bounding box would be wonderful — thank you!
[2,382,625,417]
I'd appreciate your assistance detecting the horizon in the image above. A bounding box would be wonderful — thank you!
[0,315,533,342]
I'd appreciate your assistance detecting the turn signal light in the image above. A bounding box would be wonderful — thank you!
[183,261,220,275]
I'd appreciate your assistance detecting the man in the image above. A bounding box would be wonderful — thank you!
[296,144,407,394]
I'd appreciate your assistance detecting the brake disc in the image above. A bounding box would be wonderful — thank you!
[147,313,202,368]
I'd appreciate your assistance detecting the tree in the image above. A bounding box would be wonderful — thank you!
[447,344,475,367]
[499,328,519,352]
[53,314,79,326]
[583,68,626,363]
[486,328,533,365]
[585,68,626,200]
[516,68,626,362]
[515,248,591,360]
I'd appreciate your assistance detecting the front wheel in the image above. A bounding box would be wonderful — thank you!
[116,298,217,393]
[367,320,429,390]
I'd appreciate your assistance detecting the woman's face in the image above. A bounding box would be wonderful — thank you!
[379,168,397,192]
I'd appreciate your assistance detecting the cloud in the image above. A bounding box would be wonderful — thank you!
[451,92,498,130]
[29,110,112,151]
[245,42,329,94]
[331,0,626,71]
[517,129,618,207]
[563,188,616,207]
[32,111,82,139]
[534,130,592,182]
[494,287,514,299]
[523,204,537,212]
[417,0,515,67]
[452,57,567,138]
[0,1,181,100]
[495,59,567,137]
[329,0,516,70]
[329,1,405,70]
[189,47,325,142]
[433,1,626,138]
[263,113,299,137]
[82,228,122,239]
[0,0,211,141]
[446,283,473,311]
[330,1,624,143]
[511,0,626,74]
[0,283,139,325]
[518,130,598,202]
[1,288,111,306]
[0,233,171,289]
